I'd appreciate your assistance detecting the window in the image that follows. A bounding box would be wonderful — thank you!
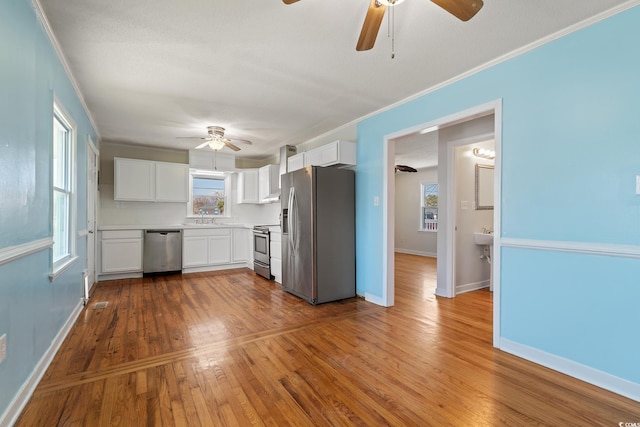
[188,171,230,217]
[421,183,438,232]
[51,101,77,278]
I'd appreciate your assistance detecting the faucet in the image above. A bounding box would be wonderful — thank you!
[199,209,206,224]
[482,226,493,234]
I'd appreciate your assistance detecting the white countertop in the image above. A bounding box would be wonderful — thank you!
[98,223,250,231]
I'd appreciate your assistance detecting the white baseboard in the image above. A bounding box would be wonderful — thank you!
[500,338,640,403]
[394,249,437,258]
[456,280,489,295]
[0,300,84,427]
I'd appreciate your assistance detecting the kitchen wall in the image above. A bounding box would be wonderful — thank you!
[356,5,640,399]
[0,1,98,423]
[99,141,281,226]
[394,167,437,257]
[454,141,494,294]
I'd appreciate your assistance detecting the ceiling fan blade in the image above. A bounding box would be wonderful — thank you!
[231,138,252,145]
[356,0,386,51]
[283,0,299,4]
[224,142,241,152]
[195,141,209,149]
[430,0,483,22]
[395,165,418,173]
[176,136,207,140]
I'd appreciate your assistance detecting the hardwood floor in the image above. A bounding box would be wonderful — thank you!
[16,254,639,426]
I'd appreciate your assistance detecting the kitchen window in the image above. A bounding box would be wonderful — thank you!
[188,170,230,217]
[51,100,78,280]
[421,183,438,232]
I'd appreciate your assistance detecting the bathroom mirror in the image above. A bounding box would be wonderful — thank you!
[475,163,494,210]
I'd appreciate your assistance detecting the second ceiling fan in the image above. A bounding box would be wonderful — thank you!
[283,0,483,51]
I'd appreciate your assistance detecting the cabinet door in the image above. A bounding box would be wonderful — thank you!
[214,153,236,171]
[232,228,250,262]
[258,164,279,202]
[114,158,155,201]
[305,142,338,167]
[288,153,305,172]
[209,235,231,264]
[237,169,259,204]
[183,236,209,267]
[155,162,189,202]
[101,238,143,273]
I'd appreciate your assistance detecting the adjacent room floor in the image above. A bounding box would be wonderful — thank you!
[16,254,639,425]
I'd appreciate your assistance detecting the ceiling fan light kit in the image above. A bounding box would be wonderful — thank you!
[177,126,252,152]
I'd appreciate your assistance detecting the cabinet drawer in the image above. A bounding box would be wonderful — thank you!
[102,230,142,239]
[183,228,231,237]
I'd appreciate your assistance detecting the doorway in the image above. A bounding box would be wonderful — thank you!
[383,99,502,345]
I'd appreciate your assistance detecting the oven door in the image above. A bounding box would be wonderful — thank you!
[253,230,270,265]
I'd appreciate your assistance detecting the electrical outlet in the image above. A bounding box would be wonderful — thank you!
[0,334,6,364]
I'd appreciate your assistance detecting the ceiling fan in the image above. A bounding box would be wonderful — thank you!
[283,0,483,52]
[177,126,252,152]
[395,164,418,173]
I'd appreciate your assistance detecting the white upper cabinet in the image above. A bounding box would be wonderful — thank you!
[287,153,305,172]
[189,150,235,172]
[114,158,155,201]
[114,158,188,202]
[258,164,279,202]
[155,161,189,202]
[305,140,356,168]
[237,169,259,204]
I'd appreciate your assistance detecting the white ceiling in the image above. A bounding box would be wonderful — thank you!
[38,0,630,161]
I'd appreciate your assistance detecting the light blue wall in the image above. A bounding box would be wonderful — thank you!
[0,0,97,418]
[356,6,640,385]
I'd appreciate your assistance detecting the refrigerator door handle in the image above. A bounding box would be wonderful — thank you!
[288,186,295,254]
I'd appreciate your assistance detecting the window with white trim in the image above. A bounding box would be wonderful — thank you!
[52,101,77,277]
[187,170,230,217]
[420,183,438,232]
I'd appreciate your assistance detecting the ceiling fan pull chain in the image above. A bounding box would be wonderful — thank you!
[390,0,396,58]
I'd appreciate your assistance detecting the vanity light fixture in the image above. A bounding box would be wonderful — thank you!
[473,147,495,160]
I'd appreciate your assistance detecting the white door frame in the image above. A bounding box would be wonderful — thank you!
[86,138,99,292]
[382,99,502,345]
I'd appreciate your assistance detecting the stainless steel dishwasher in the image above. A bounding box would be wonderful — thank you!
[143,230,182,274]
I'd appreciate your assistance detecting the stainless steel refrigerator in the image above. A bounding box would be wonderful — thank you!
[281,166,355,304]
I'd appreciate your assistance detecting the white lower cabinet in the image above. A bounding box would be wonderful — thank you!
[100,230,143,275]
[270,231,282,283]
[232,228,250,262]
[183,227,250,271]
[208,235,231,264]
[182,236,209,267]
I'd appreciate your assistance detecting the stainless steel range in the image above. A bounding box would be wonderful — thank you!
[252,225,272,280]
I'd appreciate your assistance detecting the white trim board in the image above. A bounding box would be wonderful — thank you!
[501,238,640,259]
[0,300,84,427]
[500,339,640,403]
[0,238,52,266]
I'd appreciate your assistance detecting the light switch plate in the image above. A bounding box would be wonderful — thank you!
[636,175,640,195]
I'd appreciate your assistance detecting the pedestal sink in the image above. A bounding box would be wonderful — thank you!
[474,232,494,291]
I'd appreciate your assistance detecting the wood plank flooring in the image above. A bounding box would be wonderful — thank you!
[16,254,640,426]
